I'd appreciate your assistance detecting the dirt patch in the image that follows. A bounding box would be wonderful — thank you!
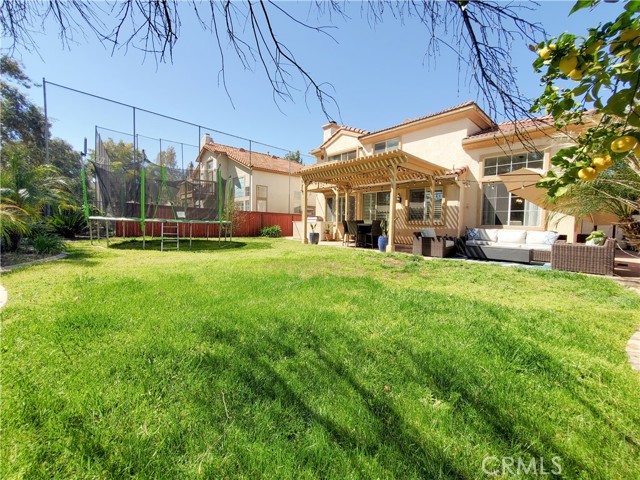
[1,246,66,268]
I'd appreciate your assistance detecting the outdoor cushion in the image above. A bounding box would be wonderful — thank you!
[444,240,455,248]
[471,228,499,242]
[497,229,527,244]
[420,228,437,238]
[525,231,549,245]
[543,231,561,245]
[465,239,494,246]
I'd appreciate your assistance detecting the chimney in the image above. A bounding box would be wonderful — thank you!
[200,133,213,149]
[321,121,339,142]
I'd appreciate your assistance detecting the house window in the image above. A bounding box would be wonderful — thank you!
[328,150,356,162]
[338,196,356,221]
[256,185,268,212]
[482,183,541,226]
[234,177,247,198]
[362,191,390,222]
[207,160,215,182]
[409,188,443,222]
[483,151,544,177]
[326,197,336,221]
[373,138,400,154]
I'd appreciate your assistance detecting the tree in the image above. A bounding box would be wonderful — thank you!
[0,1,544,126]
[285,150,302,164]
[0,55,46,157]
[531,0,639,244]
[156,146,177,169]
[0,145,71,251]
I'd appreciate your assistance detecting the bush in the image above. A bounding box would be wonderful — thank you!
[49,209,87,239]
[32,233,66,254]
[260,225,282,238]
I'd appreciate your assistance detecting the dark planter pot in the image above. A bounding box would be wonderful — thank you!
[309,232,320,245]
[378,236,388,252]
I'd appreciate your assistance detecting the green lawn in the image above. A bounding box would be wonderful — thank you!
[2,238,639,479]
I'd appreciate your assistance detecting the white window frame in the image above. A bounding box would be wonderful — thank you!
[373,138,400,154]
[409,187,443,223]
[256,185,268,212]
[328,150,357,162]
[482,151,544,177]
[481,183,541,227]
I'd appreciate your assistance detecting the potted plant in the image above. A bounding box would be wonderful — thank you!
[308,223,320,245]
[378,219,389,252]
[324,223,334,241]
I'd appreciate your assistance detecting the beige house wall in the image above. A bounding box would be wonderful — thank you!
[197,150,299,214]
[310,113,582,244]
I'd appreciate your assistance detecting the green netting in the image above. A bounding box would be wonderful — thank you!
[91,139,227,221]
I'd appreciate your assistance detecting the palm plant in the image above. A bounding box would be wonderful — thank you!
[544,160,640,248]
[0,145,72,250]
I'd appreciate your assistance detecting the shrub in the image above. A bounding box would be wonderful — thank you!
[32,233,66,254]
[49,209,87,239]
[260,225,282,238]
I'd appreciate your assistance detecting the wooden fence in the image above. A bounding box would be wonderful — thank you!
[114,211,301,237]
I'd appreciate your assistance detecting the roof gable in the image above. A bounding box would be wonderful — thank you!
[201,143,303,175]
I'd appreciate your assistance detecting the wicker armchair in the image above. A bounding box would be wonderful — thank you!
[412,232,456,258]
[551,238,615,276]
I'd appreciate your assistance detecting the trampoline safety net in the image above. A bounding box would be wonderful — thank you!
[90,136,229,222]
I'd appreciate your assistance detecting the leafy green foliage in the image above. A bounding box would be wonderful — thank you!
[49,209,87,239]
[259,225,282,237]
[31,232,66,254]
[531,1,640,204]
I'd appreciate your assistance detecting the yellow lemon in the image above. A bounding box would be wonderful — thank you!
[584,40,603,55]
[549,43,557,50]
[569,69,584,81]
[610,135,637,153]
[591,153,612,171]
[578,167,598,181]
[538,46,552,60]
[559,55,578,75]
[634,144,640,159]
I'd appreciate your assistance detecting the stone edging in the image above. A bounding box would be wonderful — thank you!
[0,253,67,272]
[0,284,7,309]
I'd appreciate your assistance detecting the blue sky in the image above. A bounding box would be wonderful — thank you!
[5,1,620,165]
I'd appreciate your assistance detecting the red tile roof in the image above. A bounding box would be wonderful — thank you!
[202,142,304,175]
[361,101,489,138]
[464,115,556,141]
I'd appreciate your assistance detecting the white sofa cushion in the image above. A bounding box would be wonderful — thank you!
[526,231,560,245]
[497,229,527,244]
[445,240,455,248]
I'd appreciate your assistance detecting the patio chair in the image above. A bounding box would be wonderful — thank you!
[551,238,615,275]
[346,221,360,247]
[412,229,456,258]
[365,220,382,248]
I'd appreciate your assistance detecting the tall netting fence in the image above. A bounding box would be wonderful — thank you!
[91,133,228,221]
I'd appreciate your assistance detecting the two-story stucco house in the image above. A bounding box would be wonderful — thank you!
[195,134,309,214]
[297,101,586,249]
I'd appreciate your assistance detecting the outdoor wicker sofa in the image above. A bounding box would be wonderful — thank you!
[551,238,616,276]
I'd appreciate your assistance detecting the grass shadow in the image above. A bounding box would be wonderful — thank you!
[107,239,250,252]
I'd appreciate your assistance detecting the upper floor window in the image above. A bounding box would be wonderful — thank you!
[483,151,543,177]
[328,150,356,162]
[373,138,400,154]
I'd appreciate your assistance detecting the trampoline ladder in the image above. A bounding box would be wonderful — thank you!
[161,222,180,252]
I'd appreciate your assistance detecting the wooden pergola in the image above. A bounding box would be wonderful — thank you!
[297,149,453,251]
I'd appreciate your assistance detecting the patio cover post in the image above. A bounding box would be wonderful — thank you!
[301,180,309,244]
[387,165,397,252]
[344,189,349,220]
[333,188,339,237]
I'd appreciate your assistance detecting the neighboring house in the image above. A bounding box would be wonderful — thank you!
[195,134,310,214]
[298,101,591,248]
